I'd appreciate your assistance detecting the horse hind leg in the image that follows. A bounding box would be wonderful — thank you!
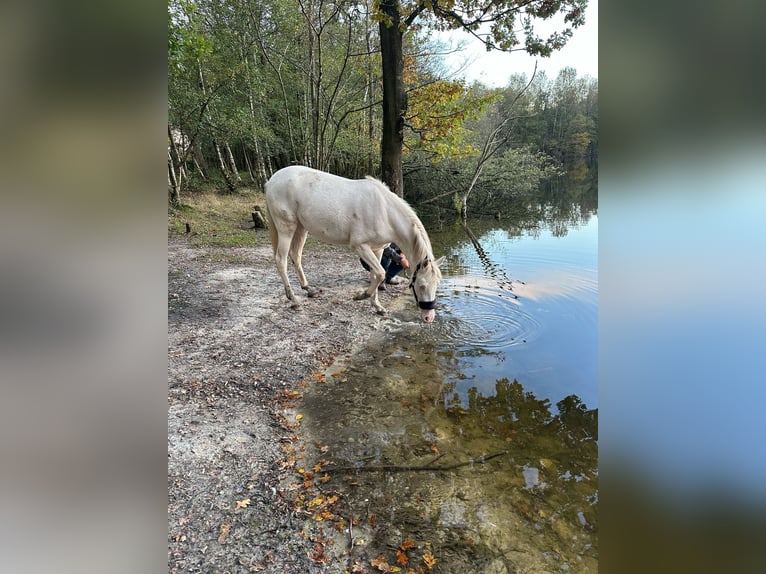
[275,230,300,309]
[289,224,320,298]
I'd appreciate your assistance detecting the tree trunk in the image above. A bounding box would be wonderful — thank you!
[214,141,236,192]
[378,0,406,197]
[168,151,181,207]
[306,4,320,169]
[366,10,375,176]
[168,124,182,206]
[460,163,486,219]
[243,149,256,183]
[225,142,242,184]
[193,157,206,179]
[193,140,208,179]
[243,53,268,187]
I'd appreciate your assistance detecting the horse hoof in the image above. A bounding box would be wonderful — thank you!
[354,291,370,301]
[290,303,301,311]
[307,288,321,298]
[376,308,387,316]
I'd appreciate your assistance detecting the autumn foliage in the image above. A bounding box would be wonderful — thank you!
[403,55,495,160]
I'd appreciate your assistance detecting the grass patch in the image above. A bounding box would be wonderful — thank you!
[169,188,268,248]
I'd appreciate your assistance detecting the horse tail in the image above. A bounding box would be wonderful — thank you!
[266,205,278,256]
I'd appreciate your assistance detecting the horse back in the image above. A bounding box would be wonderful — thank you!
[265,166,389,245]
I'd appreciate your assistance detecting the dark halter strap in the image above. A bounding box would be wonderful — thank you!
[409,259,438,310]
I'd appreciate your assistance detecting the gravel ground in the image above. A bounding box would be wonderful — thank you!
[168,235,410,573]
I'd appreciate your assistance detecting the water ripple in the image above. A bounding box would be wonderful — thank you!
[434,278,543,350]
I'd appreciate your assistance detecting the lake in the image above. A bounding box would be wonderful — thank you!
[429,211,598,415]
[300,198,598,573]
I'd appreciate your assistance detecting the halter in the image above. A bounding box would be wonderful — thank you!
[408,259,438,310]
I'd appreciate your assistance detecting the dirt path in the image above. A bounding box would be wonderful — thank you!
[168,235,410,573]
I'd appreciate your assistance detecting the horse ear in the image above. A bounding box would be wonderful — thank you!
[434,256,446,268]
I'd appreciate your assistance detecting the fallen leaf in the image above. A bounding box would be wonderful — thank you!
[235,498,251,509]
[313,463,322,472]
[295,414,303,421]
[423,552,437,569]
[217,522,231,543]
[309,551,330,564]
[369,556,402,572]
[399,539,415,551]
[396,549,409,565]
[319,474,331,483]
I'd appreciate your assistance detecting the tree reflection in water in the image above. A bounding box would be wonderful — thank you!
[432,376,598,565]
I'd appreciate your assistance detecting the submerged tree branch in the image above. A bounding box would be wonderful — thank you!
[324,450,508,474]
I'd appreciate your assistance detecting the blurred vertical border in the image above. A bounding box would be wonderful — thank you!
[0,1,166,572]
[600,0,766,572]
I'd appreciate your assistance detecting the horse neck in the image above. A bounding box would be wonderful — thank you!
[390,209,432,266]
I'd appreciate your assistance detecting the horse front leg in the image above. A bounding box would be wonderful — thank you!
[354,246,386,315]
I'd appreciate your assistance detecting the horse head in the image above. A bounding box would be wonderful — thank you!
[409,256,445,323]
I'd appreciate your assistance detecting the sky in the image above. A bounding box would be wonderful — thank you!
[438,0,598,86]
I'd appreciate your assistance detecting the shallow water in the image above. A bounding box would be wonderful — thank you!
[301,204,598,572]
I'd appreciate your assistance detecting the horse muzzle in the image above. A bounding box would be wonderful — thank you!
[417,300,437,323]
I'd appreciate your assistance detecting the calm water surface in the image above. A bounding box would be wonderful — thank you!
[301,201,598,573]
[430,213,598,412]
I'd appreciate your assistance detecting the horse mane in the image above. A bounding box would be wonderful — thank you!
[365,176,434,264]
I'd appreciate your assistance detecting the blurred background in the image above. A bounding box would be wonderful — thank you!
[600,1,766,572]
[1,0,764,572]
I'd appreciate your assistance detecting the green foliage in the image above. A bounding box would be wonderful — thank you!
[452,192,463,215]
[168,0,212,69]
[510,67,599,170]
[169,0,385,187]
[167,0,596,212]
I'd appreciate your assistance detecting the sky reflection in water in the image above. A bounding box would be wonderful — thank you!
[429,214,598,413]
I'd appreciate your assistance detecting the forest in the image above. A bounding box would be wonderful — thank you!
[168,0,597,217]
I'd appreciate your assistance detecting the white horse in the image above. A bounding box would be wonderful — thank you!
[265,165,445,322]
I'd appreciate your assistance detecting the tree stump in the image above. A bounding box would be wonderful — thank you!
[252,206,268,229]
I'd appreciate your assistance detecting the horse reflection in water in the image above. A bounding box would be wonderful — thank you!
[265,165,444,322]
